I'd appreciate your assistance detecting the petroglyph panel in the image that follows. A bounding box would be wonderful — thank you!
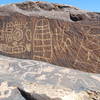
[72,23,100,73]
[0,2,100,100]
[0,15,100,73]
[0,15,33,59]
[0,55,100,99]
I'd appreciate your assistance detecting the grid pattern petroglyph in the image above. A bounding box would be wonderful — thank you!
[33,19,53,60]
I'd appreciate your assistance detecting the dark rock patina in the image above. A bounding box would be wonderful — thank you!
[0,1,100,73]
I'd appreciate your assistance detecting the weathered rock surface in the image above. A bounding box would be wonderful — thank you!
[0,55,100,100]
[0,1,100,99]
[0,1,99,73]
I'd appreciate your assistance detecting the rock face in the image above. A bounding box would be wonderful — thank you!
[0,55,100,100]
[0,1,100,73]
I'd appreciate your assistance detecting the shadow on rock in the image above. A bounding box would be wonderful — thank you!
[18,87,61,100]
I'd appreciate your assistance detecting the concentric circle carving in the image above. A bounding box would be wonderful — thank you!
[13,30,23,41]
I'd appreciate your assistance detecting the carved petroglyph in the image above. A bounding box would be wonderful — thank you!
[33,19,53,60]
[0,54,100,94]
[82,26,100,61]
[53,24,72,54]
[25,29,32,42]
[0,20,32,54]
[0,44,26,54]
[0,81,16,99]
[0,16,99,72]
[26,43,31,52]
[13,30,23,41]
[72,24,100,72]
[73,39,84,65]
[0,22,13,43]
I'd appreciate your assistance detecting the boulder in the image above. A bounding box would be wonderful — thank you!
[0,1,100,100]
[0,55,100,100]
[0,1,99,73]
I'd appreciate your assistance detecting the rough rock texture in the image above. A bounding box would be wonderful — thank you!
[0,1,100,73]
[0,55,100,100]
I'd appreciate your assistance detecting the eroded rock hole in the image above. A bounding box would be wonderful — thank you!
[70,14,83,21]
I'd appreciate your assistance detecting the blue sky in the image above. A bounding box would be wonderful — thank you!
[0,0,100,12]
